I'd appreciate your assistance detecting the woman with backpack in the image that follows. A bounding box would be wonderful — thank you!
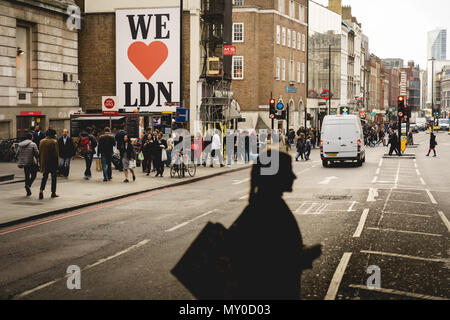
[120,135,136,183]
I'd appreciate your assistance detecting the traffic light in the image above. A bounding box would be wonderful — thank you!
[306,113,312,121]
[269,98,276,119]
[397,96,409,118]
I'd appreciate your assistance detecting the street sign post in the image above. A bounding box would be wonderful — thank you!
[223,46,236,55]
[321,90,330,100]
[102,96,118,128]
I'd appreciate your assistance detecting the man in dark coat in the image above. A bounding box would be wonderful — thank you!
[57,129,75,177]
[387,128,401,156]
[98,127,116,181]
[39,129,59,199]
[115,126,127,171]
[33,125,44,149]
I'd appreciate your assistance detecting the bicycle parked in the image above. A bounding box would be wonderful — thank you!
[170,150,196,178]
[0,138,21,162]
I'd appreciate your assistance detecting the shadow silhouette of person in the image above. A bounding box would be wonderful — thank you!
[227,149,321,300]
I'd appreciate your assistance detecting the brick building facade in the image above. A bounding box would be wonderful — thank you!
[231,0,308,131]
[0,0,79,139]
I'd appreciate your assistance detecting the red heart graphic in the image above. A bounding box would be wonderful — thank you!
[127,41,168,80]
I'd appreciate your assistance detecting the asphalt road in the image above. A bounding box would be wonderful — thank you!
[0,132,449,300]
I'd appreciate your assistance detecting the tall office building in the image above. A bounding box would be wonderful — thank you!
[428,29,447,60]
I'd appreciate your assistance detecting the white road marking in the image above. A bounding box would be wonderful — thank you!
[437,211,450,233]
[239,194,248,200]
[366,227,443,237]
[360,250,447,263]
[394,163,401,189]
[420,177,427,185]
[376,168,380,175]
[232,178,250,185]
[14,239,150,299]
[324,252,352,300]
[367,188,378,202]
[319,176,338,185]
[371,176,378,184]
[378,159,383,167]
[387,212,432,218]
[391,190,422,195]
[303,203,317,214]
[348,284,449,300]
[353,209,370,238]
[416,169,421,176]
[347,201,357,212]
[165,210,218,232]
[425,189,437,204]
[388,199,431,205]
[316,203,329,215]
[295,202,308,213]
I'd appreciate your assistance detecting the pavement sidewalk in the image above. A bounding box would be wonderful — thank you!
[0,158,252,228]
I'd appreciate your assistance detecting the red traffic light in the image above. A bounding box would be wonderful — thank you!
[269,99,275,105]
[398,96,404,102]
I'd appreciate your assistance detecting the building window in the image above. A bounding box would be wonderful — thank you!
[302,63,305,83]
[299,5,305,23]
[233,23,244,42]
[282,59,286,81]
[289,0,295,18]
[297,32,301,50]
[276,57,281,80]
[290,60,294,82]
[16,25,31,89]
[297,62,301,83]
[282,27,286,46]
[233,0,244,5]
[287,29,291,48]
[292,32,296,51]
[232,56,244,79]
[276,25,281,44]
[278,0,285,14]
[302,34,306,51]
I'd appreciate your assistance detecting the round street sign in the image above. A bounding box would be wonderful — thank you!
[269,114,275,119]
[276,102,285,111]
[104,98,115,109]
[321,90,330,100]
[398,111,403,117]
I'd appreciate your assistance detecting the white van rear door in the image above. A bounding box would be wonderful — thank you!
[339,123,358,157]
[322,124,341,156]
[322,121,358,158]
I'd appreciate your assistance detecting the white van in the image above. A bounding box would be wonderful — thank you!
[320,115,365,167]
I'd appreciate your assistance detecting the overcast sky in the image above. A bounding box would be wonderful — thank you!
[314,0,450,69]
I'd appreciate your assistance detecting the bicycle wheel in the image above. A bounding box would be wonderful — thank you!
[187,162,196,177]
[178,164,184,178]
[170,165,177,178]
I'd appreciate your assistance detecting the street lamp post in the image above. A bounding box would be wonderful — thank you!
[430,57,435,132]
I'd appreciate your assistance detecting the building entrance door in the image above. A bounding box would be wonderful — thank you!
[16,116,45,138]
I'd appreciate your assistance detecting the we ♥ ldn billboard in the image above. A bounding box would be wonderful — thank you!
[116,8,180,113]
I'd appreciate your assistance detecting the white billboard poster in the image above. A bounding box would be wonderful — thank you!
[116,8,180,113]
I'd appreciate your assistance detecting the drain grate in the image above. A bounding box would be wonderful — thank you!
[12,202,43,206]
[317,195,351,201]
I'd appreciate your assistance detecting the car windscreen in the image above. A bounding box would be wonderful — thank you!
[438,119,449,125]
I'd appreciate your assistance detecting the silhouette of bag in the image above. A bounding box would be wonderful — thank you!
[96,158,102,172]
[171,222,235,299]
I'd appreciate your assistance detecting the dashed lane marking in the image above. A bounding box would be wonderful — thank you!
[360,250,447,263]
[347,201,357,212]
[353,209,369,238]
[376,168,380,175]
[387,199,432,205]
[14,239,150,299]
[366,227,443,237]
[348,284,449,300]
[437,211,450,233]
[367,188,379,202]
[324,252,352,300]
[165,209,219,232]
[232,178,250,185]
[387,212,432,218]
[425,189,437,204]
[420,177,427,185]
[371,176,378,184]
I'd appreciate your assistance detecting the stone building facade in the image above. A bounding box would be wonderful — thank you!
[231,0,308,131]
[0,0,79,139]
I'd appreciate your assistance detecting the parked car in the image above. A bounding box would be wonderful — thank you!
[320,115,365,167]
[438,119,449,131]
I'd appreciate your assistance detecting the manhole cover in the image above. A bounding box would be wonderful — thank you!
[317,195,351,201]
[12,202,43,206]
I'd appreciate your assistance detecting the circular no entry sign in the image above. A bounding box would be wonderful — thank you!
[104,98,115,109]
[321,90,330,100]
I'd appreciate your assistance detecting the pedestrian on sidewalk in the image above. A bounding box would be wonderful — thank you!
[120,135,136,183]
[32,125,44,150]
[295,133,306,161]
[17,132,39,196]
[226,150,321,299]
[80,127,97,180]
[210,129,224,168]
[115,126,127,172]
[98,127,115,182]
[387,128,401,156]
[305,135,312,161]
[426,132,437,157]
[57,129,75,178]
[166,132,174,168]
[202,130,212,167]
[39,129,59,199]
[142,133,153,175]
[155,132,167,177]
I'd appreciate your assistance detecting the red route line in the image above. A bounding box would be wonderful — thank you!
[0,187,179,236]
